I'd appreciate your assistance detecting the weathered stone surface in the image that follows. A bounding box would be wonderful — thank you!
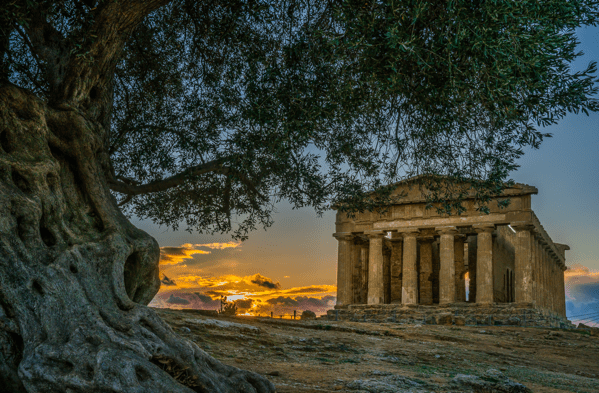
[301,310,317,320]
[326,303,573,328]
[451,369,532,393]
[185,318,261,334]
[345,374,427,393]
[435,314,453,325]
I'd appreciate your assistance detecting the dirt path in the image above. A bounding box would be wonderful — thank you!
[156,308,599,392]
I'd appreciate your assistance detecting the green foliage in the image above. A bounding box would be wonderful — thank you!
[3,0,599,238]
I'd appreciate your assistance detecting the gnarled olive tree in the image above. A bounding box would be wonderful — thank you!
[0,0,598,392]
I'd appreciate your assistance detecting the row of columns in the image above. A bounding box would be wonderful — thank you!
[335,223,567,317]
[532,232,566,316]
[335,224,496,306]
[512,223,566,316]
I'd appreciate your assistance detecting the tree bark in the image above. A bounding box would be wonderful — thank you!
[0,83,275,392]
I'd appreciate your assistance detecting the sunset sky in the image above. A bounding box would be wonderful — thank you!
[138,25,599,323]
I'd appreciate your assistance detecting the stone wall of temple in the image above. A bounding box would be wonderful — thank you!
[326,303,573,328]
[333,178,569,320]
[493,225,516,303]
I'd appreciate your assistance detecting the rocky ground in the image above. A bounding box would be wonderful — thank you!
[155,308,599,393]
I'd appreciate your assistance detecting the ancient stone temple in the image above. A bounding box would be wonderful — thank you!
[329,178,570,326]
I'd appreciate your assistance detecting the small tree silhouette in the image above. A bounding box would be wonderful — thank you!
[220,301,238,316]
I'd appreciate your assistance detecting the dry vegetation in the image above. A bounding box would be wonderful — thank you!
[155,308,599,393]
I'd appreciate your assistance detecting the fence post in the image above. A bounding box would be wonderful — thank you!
[335,309,339,321]
[293,310,296,320]
[393,311,396,323]
[270,311,273,319]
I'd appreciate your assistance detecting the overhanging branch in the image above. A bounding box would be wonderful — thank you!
[108,158,267,202]
[108,158,227,195]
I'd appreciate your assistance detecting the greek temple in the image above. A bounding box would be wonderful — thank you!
[330,178,569,326]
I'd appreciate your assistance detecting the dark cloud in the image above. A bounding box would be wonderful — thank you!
[252,295,336,317]
[205,290,228,297]
[266,296,298,306]
[194,293,213,303]
[193,292,221,308]
[295,296,325,307]
[160,247,188,256]
[568,282,599,304]
[166,294,190,305]
[251,274,280,289]
[321,295,336,303]
[284,286,328,294]
[235,299,254,310]
[161,275,177,286]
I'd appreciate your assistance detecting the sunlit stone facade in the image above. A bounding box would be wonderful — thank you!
[333,179,568,318]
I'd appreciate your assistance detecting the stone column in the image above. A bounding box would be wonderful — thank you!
[555,262,560,315]
[474,224,494,304]
[419,237,434,305]
[389,233,403,304]
[383,246,391,304]
[545,247,551,312]
[437,226,457,304]
[530,232,537,306]
[550,257,557,314]
[556,263,560,315]
[351,240,362,304]
[467,236,478,302]
[542,244,548,310]
[432,240,440,303]
[401,230,419,305]
[544,246,551,312]
[559,266,566,317]
[454,235,466,302]
[512,222,534,304]
[548,258,554,314]
[367,232,385,305]
[333,233,353,306]
[556,262,561,315]
[360,246,369,304]
[533,234,542,308]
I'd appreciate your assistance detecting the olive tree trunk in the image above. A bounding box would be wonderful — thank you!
[0,83,274,392]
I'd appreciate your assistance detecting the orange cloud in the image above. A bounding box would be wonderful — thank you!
[193,241,242,250]
[565,264,599,281]
[564,264,599,304]
[151,271,337,316]
[159,244,210,265]
[278,285,337,296]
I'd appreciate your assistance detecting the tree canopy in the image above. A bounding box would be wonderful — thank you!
[3,0,598,238]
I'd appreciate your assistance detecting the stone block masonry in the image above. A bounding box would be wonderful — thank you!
[333,177,569,322]
[326,303,573,329]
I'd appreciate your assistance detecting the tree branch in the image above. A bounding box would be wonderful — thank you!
[109,157,267,203]
[23,0,173,109]
[108,158,228,195]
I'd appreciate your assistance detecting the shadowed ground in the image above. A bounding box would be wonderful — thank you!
[157,308,599,393]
